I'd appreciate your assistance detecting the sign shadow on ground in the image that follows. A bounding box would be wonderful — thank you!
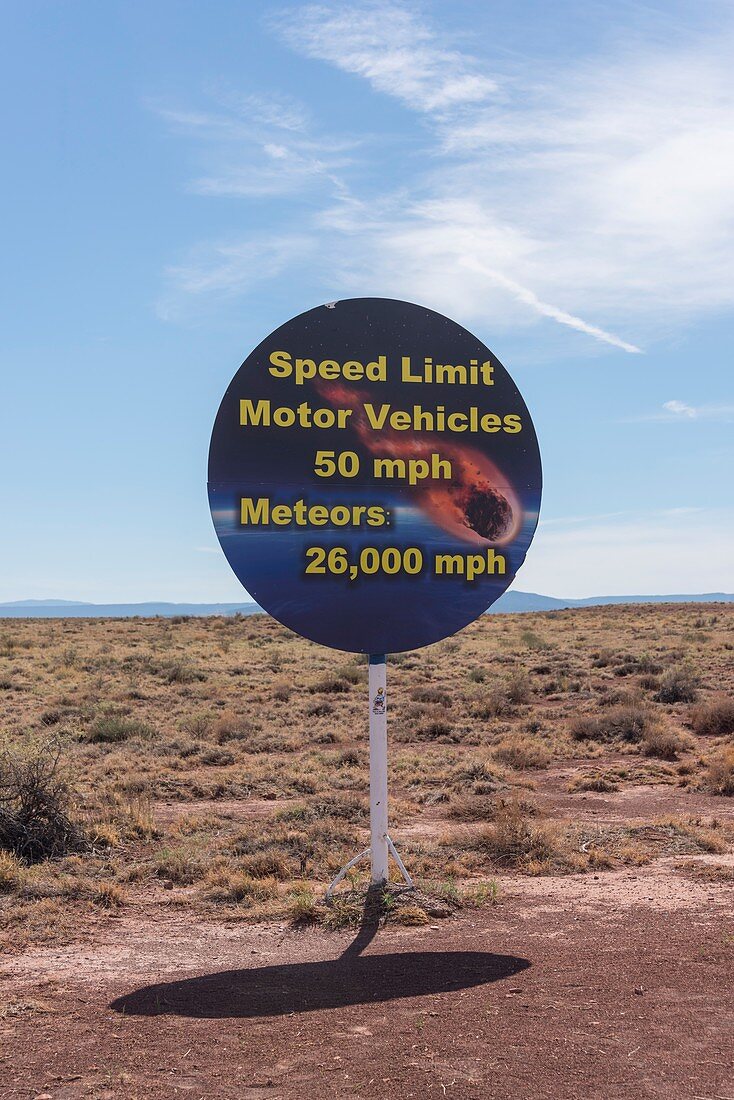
[110,949,531,1020]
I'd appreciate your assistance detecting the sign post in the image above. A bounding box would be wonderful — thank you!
[208,297,542,894]
[368,654,389,885]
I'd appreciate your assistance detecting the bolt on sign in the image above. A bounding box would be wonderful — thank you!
[208,298,542,654]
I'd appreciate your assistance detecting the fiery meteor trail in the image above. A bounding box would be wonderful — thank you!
[315,380,522,546]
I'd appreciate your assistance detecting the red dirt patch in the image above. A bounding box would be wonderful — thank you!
[1,862,732,1099]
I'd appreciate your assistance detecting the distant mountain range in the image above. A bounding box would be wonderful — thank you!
[0,592,732,618]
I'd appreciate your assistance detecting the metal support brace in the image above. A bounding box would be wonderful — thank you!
[325,655,413,900]
[325,836,413,900]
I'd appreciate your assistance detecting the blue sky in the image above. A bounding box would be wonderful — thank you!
[1,0,733,602]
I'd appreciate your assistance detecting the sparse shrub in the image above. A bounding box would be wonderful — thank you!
[311,793,368,822]
[60,646,78,668]
[411,686,451,705]
[597,687,640,708]
[212,713,257,743]
[248,731,299,753]
[493,736,550,770]
[310,676,350,694]
[241,850,289,879]
[706,748,734,795]
[469,690,511,720]
[89,821,120,848]
[505,669,531,704]
[570,704,649,744]
[165,737,200,759]
[307,700,334,717]
[205,868,277,904]
[288,885,322,924]
[571,775,619,793]
[639,674,661,691]
[613,659,638,677]
[467,667,486,683]
[637,653,662,673]
[273,679,292,701]
[454,758,505,793]
[180,712,214,738]
[614,654,660,677]
[86,714,153,743]
[0,850,25,893]
[640,723,688,761]
[199,747,235,767]
[418,719,454,740]
[0,740,84,861]
[40,709,63,727]
[447,794,496,821]
[337,748,361,766]
[591,649,614,668]
[157,660,206,684]
[654,666,699,704]
[94,882,125,908]
[313,728,339,744]
[690,697,734,737]
[472,803,560,868]
[155,846,204,885]
[291,775,317,795]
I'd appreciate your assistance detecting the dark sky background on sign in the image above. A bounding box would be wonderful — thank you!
[208,299,542,653]
[209,299,540,489]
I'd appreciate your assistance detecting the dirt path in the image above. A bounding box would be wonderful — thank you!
[1,862,732,1100]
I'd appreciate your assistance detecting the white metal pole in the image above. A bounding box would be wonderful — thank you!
[368,654,389,886]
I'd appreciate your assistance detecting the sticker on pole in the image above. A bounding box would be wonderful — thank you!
[208,298,542,653]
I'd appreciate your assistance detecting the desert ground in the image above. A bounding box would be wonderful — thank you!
[0,604,732,1098]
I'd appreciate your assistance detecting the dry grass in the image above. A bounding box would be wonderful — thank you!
[0,602,731,947]
[471,803,564,869]
[705,748,734,795]
[570,704,650,744]
[654,666,699,704]
[640,723,691,761]
[493,736,551,770]
[569,774,619,793]
[676,859,734,883]
[690,697,734,737]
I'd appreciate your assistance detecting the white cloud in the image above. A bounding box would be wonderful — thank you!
[154,91,355,200]
[663,400,697,418]
[304,193,640,351]
[157,234,315,319]
[632,400,734,422]
[519,508,734,597]
[160,4,734,351]
[268,3,734,344]
[271,3,497,113]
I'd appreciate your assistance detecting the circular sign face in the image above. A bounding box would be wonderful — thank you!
[208,298,542,653]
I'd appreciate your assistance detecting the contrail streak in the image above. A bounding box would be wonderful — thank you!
[460,256,641,354]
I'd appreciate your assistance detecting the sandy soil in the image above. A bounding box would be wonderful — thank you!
[1,858,732,1100]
